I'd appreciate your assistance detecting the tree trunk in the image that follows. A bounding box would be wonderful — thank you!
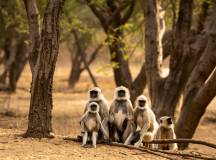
[104,0,133,88]
[142,0,215,149]
[72,30,98,87]
[142,0,194,119]
[176,3,216,148]
[68,29,102,89]
[9,35,28,92]
[68,52,82,88]
[0,33,28,92]
[108,28,132,88]
[0,37,11,84]
[24,0,64,138]
[176,70,216,149]
[140,0,163,111]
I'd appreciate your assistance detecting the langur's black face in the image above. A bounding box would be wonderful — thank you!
[90,104,97,111]
[118,90,126,97]
[90,90,98,99]
[160,117,173,125]
[138,100,146,107]
[167,117,173,125]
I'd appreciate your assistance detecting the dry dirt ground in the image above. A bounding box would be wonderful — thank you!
[0,58,216,159]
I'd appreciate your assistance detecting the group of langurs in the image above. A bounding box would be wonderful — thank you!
[80,86,178,150]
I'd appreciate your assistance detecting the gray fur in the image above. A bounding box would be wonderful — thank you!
[80,102,108,148]
[109,86,134,143]
[155,116,178,150]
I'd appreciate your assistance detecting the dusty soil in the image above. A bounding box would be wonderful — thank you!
[0,129,169,160]
[0,55,216,159]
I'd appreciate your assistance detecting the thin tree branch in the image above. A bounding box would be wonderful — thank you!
[139,147,216,160]
[80,44,103,72]
[72,30,98,87]
[148,139,216,149]
[109,142,177,160]
[86,0,106,25]
[121,1,135,25]
[105,1,132,26]
[87,44,103,66]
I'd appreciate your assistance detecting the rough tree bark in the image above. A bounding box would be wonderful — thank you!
[142,0,164,109]
[24,0,65,138]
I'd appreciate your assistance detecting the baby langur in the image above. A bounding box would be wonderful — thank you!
[80,102,109,148]
[109,86,135,143]
[126,95,158,147]
[155,116,178,150]
[83,87,109,141]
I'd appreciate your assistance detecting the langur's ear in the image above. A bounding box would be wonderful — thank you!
[159,119,163,124]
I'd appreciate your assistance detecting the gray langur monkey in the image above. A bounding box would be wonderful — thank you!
[80,102,109,148]
[109,86,135,143]
[155,116,178,150]
[83,87,109,141]
[125,95,158,147]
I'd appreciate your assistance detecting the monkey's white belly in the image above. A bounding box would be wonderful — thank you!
[137,115,144,129]
[114,110,126,130]
[85,119,97,132]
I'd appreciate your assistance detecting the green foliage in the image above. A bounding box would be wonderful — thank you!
[0,0,28,47]
[60,1,101,51]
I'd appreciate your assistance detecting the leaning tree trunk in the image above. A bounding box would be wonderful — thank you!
[68,49,82,88]
[0,32,28,92]
[24,0,64,138]
[107,25,132,88]
[176,3,216,148]
[70,30,99,87]
[9,34,28,92]
[68,29,102,89]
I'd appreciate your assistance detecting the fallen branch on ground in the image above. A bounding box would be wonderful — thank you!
[63,136,216,149]
[63,137,216,160]
[147,139,216,149]
[140,146,216,160]
[110,142,178,160]
[63,137,177,159]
